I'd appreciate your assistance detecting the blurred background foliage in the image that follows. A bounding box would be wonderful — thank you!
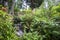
[0,0,60,40]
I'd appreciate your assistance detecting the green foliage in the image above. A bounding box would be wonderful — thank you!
[20,32,44,40]
[0,10,20,40]
[19,5,60,40]
[14,7,20,12]
[0,5,2,8]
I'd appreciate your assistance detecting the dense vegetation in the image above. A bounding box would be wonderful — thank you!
[19,4,60,40]
[0,10,20,40]
[0,0,60,40]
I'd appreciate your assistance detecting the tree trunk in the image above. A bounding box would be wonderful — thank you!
[10,0,15,15]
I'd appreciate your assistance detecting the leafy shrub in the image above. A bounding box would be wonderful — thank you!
[0,10,20,40]
[19,5,60,40]
[20,32,43,40]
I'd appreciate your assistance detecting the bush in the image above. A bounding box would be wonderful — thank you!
[0,10,20,40]
[20,32,43,40]
[19,5,60,40]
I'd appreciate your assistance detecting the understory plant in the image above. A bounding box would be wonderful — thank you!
[0,10,20,40]
[19,4,60,40]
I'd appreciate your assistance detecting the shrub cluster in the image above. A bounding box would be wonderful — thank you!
[0,10,20,40]
[19,5,60,40]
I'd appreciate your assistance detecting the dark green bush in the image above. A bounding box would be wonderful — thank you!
[20,32,45,40]
[19,5,60,40]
